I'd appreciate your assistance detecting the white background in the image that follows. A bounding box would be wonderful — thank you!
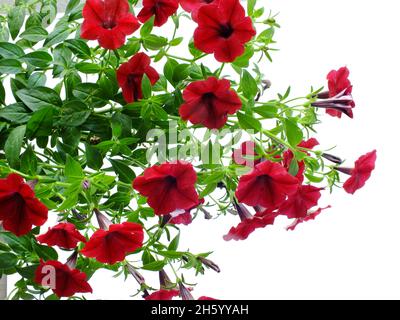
[7,0,400,299]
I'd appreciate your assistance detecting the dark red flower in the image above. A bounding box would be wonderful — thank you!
[317,66,355,118]
[138,0,179,27]
[223,206,278,241]
[37,223,86,249]
[193,0,256,62]
[198,296,218,300]
[232,141,261,167]
[133,161,199,215]
[169,199,204,225]
[179,77,242,129]
[339,150,377,195]
[145,289,180,300]
[180,0,219,21]
[81,222,144,264]
[283,138,319,182]
[117,52,159,103]
[0,173,48,236]
[278,185,323,219]
[34,260,92,298]
[286,206,331,231]
[81,0,140,50]
[235,161,299,209]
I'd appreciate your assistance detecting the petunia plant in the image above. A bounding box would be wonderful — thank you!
[0,0,376,300]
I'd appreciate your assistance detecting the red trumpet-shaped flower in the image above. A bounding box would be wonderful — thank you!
[180,0,219,21]
[235,161,299,209]
[145,289,180,300]
[133,161,199,215]
[35,260,92,298]
[0,173,48,236]
[81,222,144,264]
[179,77,242,129]
[286,206,331,231]
[232,141,261,167]
[138,0,179,27]
[337,150,377,195]
[117,52,159,103]
[81,0,140,50]
[193,0,256,62]
[37,223,86,249]
[169,199,204,225]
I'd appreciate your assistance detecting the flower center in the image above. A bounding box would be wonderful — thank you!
[102,20,117,30]
[202,0,214,3]
[202,92,215,102]
[218,23,234,38]
[165,175,177,186]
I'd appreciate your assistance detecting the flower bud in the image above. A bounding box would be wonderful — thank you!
[179,282,194,301]
[94,208,112,230]
[159,269,174,288]
[322,153,344,164]
[312,89,355,118]
[198,256,221,273]
[66,251,78,269]
[233,199,253,221]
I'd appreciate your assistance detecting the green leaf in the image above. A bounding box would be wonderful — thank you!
[0,252,18,269]
[85,143,103,170]
[140,16,154,37]
[0,42,25,58]
[141,74,152,99]
[20,146,38,175]
[168,234,180,251]
[20,26,48,42]
[233,46,254,68]
[27,72,47,88]
[284,118,303,147]
[241,70,258,98]
[33,243,58,261]
[0,81,5,105]
[0,103,31,123]
[110,159,136,183]
[4,125,26,168]
[169,37,183,46]
[64,39,91,59]
[58,101,91,127]
[142,260,166,271]
[26,106,54,138]
[44,24,70,47]
[75,62,102,74]
[65,154,84,181]
[237,112,261,131]
[17,264,39,279]
[0,59,23,74]
[23,51,52,68]
[173,64,190,83]
[7,6,25,40]
[288,158,299,176]
[247,0,256,16]
[164,58,178,85]
[143,35,168,50]
[16,87,61,111]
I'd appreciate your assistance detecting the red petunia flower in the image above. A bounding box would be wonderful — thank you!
[81,0,140,50]
[320,66,355,118]
[169,199,204,225]
[34,260,92,298]
[198,296,218,300]
[37,223,86,249]
[117,52,159,103]
[145,289,180,300]
[235,161,299,209]
[180,0,219,21]
[0,173,48,237]
[283,138,320,182]
[138,0,179,27]
[81,222,144,264]
[339,150,377,195]
[286,206,331,231]
[232,141,261,167]
[193,0,256,62]
[278,185,323,219]
[179,77,242,129]
[133,161,199,215]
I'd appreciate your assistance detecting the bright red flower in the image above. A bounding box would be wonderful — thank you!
[81,0,140,50]
[0,173,48,236]
[325,66,355,118]
[278,185,322,219]
[286,206,331,231]
[34,260,92,298]
[133,161,199,215]
[180,0,219,21]
[138,0,179,27]
[223,208,277,241]
[193,0,256,62]
[232,141,261,167]
[169,199,204,225]
[37,223,86,249]
[341,150,377,194]
[283,138,320,182]
[145,289,180,300]
[179,77,242,129]
[198,296,218,300]
[117,52,159,103]
[235,161,299,209]
[81,222,144,264]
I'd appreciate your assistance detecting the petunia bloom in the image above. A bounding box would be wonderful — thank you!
[81,0,140,50]
[278,185,323,219]
[169,199,204,225]
[117,52,159,103]
[34,260,92,298]
[286,206,331,231]
[193,0,256,62]
[37,223,86,249]
[133,161,199,215]
[81,222,144,264]
[337,150,377,194]
[0,173,48,236]
[145,289,180,300]
[198,296,218,300]
[315,66,355,118]
[180,0,219,21]
[138,0,179,27]
[235,161,299,209]
[179,77,242,129]
[232,141,261,167]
